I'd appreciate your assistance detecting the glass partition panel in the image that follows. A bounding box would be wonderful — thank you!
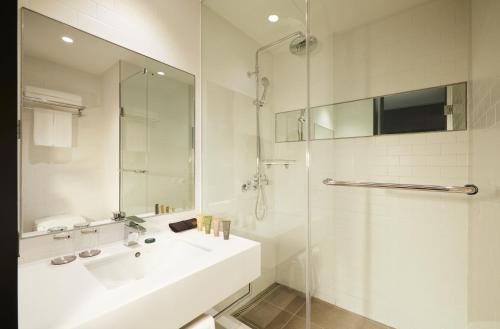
[146,65,194,213]
[120,61,195,215]
[120,68,148,215]
[309,0,473,328]
[201,0,308,325]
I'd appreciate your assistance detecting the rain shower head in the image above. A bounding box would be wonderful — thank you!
[289,35,318,55]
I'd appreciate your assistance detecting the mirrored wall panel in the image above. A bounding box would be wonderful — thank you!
[378,83,466,134]
[275,109,307,142]
[276,83,466,142]
[20,9,195,237]
[311,98,375,140]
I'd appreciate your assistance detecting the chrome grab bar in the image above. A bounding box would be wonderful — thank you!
[322,178,478,195]
[121,169,148,174]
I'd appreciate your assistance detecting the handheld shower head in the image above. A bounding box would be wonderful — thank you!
[261,77,270,88]
[259,77,270,105]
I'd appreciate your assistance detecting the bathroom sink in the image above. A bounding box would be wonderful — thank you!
[84,238,209,289]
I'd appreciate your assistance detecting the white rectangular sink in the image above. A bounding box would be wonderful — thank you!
[84,238,210,289]
[19,230,260,329]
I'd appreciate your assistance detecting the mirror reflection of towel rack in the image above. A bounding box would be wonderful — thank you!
[23,95,85,116]
[121,169,148,174]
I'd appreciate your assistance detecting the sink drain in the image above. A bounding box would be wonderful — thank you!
[135,252,141,258]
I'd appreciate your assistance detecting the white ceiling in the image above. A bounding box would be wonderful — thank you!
[22,10,147,76]
[22,9,194,82]
[205,0,434,44]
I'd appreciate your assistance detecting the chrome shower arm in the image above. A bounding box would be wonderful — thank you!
[254,31,305,73]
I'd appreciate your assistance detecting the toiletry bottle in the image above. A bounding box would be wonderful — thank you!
[196,214,204,231]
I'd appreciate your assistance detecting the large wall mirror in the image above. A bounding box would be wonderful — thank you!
[276,83,467,142]
[20,9,195,237]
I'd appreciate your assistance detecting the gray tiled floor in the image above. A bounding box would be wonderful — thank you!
[235,284,392,329]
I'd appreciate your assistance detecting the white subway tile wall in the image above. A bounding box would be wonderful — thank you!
[468,1,500,328]
[319,0,469,105]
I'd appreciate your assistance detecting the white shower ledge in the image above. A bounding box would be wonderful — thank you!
[19,228,260,329]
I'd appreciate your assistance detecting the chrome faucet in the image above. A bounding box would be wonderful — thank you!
[241,172,270,192]
[123,220,146,246]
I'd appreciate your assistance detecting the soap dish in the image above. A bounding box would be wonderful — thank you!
[51,255,77,265]
[79,249,101,258]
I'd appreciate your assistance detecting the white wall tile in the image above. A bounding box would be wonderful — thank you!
[412,143,441,155]
[469,1,500,326]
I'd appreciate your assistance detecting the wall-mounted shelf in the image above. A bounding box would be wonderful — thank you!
[262,159,296,169]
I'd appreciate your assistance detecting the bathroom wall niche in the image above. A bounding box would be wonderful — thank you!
[19,9,195,237]
[275,83,467,142]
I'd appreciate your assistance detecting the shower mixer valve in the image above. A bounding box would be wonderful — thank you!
[242,173,269,192]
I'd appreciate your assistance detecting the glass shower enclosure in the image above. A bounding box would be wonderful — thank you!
[120,60,195,216]
[202,1,500,329]
[201,0,311,326]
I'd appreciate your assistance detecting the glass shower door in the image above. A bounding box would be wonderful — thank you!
[120,61,195,216]
[120,68,148,215]
[307,1,487,329]
[146,65,195,213]
[201,0,310,327]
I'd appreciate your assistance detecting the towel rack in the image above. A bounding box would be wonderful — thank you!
[23,96,85,116]
[322,178,478,195]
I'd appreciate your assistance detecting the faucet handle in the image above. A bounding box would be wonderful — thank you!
[126,220,147,234]
[112,211,126,221]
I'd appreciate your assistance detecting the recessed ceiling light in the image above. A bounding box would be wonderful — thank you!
[61,36,74,44]
[157,71,165,76]
[268,14,279,23]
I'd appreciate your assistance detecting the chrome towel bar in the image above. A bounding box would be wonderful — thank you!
[322,178,478,195]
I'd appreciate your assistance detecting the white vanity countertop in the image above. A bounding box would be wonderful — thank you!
[19,225,261,329]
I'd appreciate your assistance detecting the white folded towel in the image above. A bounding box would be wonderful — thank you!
[181,315,215,329]
[33,108,54,147]
[53,110,73,148]
[34,214,86,232]
[32,108,73,148]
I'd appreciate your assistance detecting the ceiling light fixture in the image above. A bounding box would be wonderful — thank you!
[268,14,279,23]
[157,71,165,76]
[61,36,74,44]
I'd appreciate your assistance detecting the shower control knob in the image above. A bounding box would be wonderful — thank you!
[241,181,252,192]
